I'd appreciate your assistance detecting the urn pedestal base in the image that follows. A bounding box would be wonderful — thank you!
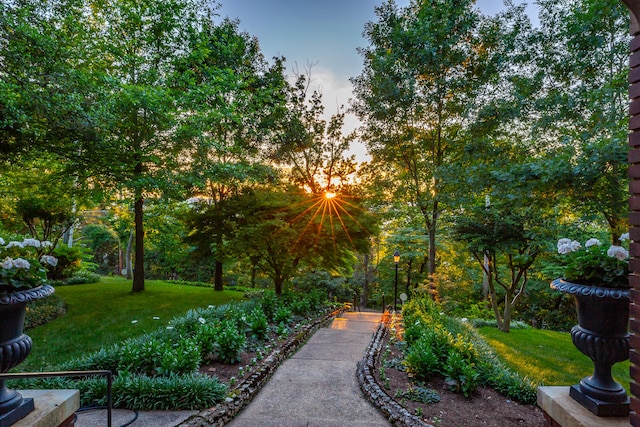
[0,398,33,427]
[569,384,629,417]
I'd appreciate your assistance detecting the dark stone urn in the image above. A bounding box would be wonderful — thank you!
[551,278,629,417]
[0,284,54,427]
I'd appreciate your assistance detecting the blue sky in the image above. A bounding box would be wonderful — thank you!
[216,0,538,160]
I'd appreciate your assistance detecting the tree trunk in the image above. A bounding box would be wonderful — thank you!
[501,292,513,333]
[428,225,437,299]
[132,194,145,292]
[214,260,223,291]
[274,277,283,295]
[125,229,133,280]
[363,253,370,308]
[488,281,503,330]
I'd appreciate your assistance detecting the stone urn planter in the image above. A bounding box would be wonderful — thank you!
[551,278,629,417]
[0,284,54,426]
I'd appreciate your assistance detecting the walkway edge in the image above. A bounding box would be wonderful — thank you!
[357,322,433,427]
[177,307,344,427]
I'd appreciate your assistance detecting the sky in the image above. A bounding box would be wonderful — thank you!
[215,0,539,161]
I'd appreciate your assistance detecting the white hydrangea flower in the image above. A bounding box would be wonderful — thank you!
[40,255,58,267]
[22,238,40,248]
[1,257,13,269]
[5,241,23,249]
[0,238,4,245]
[620,233,630,241]
[40,241,53,248]
[607,245,629,261]
[557,238,580,254]
[12,258,31,269]
[585,238,601,248]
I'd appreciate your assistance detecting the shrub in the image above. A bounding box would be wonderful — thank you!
[214,320,245,364]
[400,297,538,404]
[50,244,87,280]
[404,337,440,380]
[79,372,227,410]
[443,351,479,397]
[274,305,292,324]
[247,306,269,339]
[25,294,66,330]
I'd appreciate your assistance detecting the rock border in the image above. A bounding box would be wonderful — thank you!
[357,321,432,427]
[178,307,343,427]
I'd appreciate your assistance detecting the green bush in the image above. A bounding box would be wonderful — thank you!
[80,372,227,410]
[404,337,440,380]
[50,245,87,280]
[443,351,479,397]
[247,306,269,339]
[400,297,538,404]
[214,320,245,364]
[274,305,292,324]
[25,294,66,330]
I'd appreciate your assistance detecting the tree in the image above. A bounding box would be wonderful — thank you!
[531,0,629,241]
[351,0,522,290]
[212,186,377,295]
[0,0,101,159]
[453,202,547,332]
[273,68,357,196]
[72,0,210,292]
[173,18,288,290]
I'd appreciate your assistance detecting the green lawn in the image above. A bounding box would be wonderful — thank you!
[479,326,630,392]
[21,277,245,371]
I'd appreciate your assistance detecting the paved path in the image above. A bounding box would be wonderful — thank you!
[227,311,390,427]
[75,311,389,426]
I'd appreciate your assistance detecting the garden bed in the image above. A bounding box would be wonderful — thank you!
[359,321,544,426]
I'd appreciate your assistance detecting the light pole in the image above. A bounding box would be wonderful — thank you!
[393,250,400,312]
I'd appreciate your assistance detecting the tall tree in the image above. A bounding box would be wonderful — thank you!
[77,0,207,292]
[273,69,357,196]
[531,0,629,241]
[174,18,289,290]
[351,0,517,289]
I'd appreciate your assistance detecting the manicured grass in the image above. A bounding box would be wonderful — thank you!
[479,327,630,392]
[21,276,245,371]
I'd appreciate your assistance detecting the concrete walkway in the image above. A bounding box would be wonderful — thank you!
[227,311,390,427]
[75,311,389,427]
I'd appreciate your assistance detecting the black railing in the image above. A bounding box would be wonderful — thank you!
[0,370,113,427]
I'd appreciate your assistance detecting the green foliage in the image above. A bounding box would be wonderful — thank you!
[556,238,629,288]
[78,372,227,410]
[404,338,440,381]
[274,305,293,324]
[401,297,539,404]
[443,351,479,397]
[247,306,269,339]
[395,386,441,404]
[25,294,66,330]
[50,244,87,280]
[213,320,246,364]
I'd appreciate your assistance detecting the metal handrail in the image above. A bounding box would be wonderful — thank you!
[0,370,113,427]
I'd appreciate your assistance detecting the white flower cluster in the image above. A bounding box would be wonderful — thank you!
[607,245,629,261]
[557,238,581,254]
[1,237,58,273]
[557,235,629,261]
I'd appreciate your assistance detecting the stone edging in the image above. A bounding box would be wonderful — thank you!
[357,321,432,427]
[177,307,344,427]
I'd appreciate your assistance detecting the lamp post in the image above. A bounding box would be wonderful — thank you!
[393,250,400,312]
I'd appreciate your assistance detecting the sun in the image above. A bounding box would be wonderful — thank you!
[324,191,337,199]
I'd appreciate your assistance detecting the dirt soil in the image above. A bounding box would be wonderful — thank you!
[374,331,545,426]
[199,323,544,427]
